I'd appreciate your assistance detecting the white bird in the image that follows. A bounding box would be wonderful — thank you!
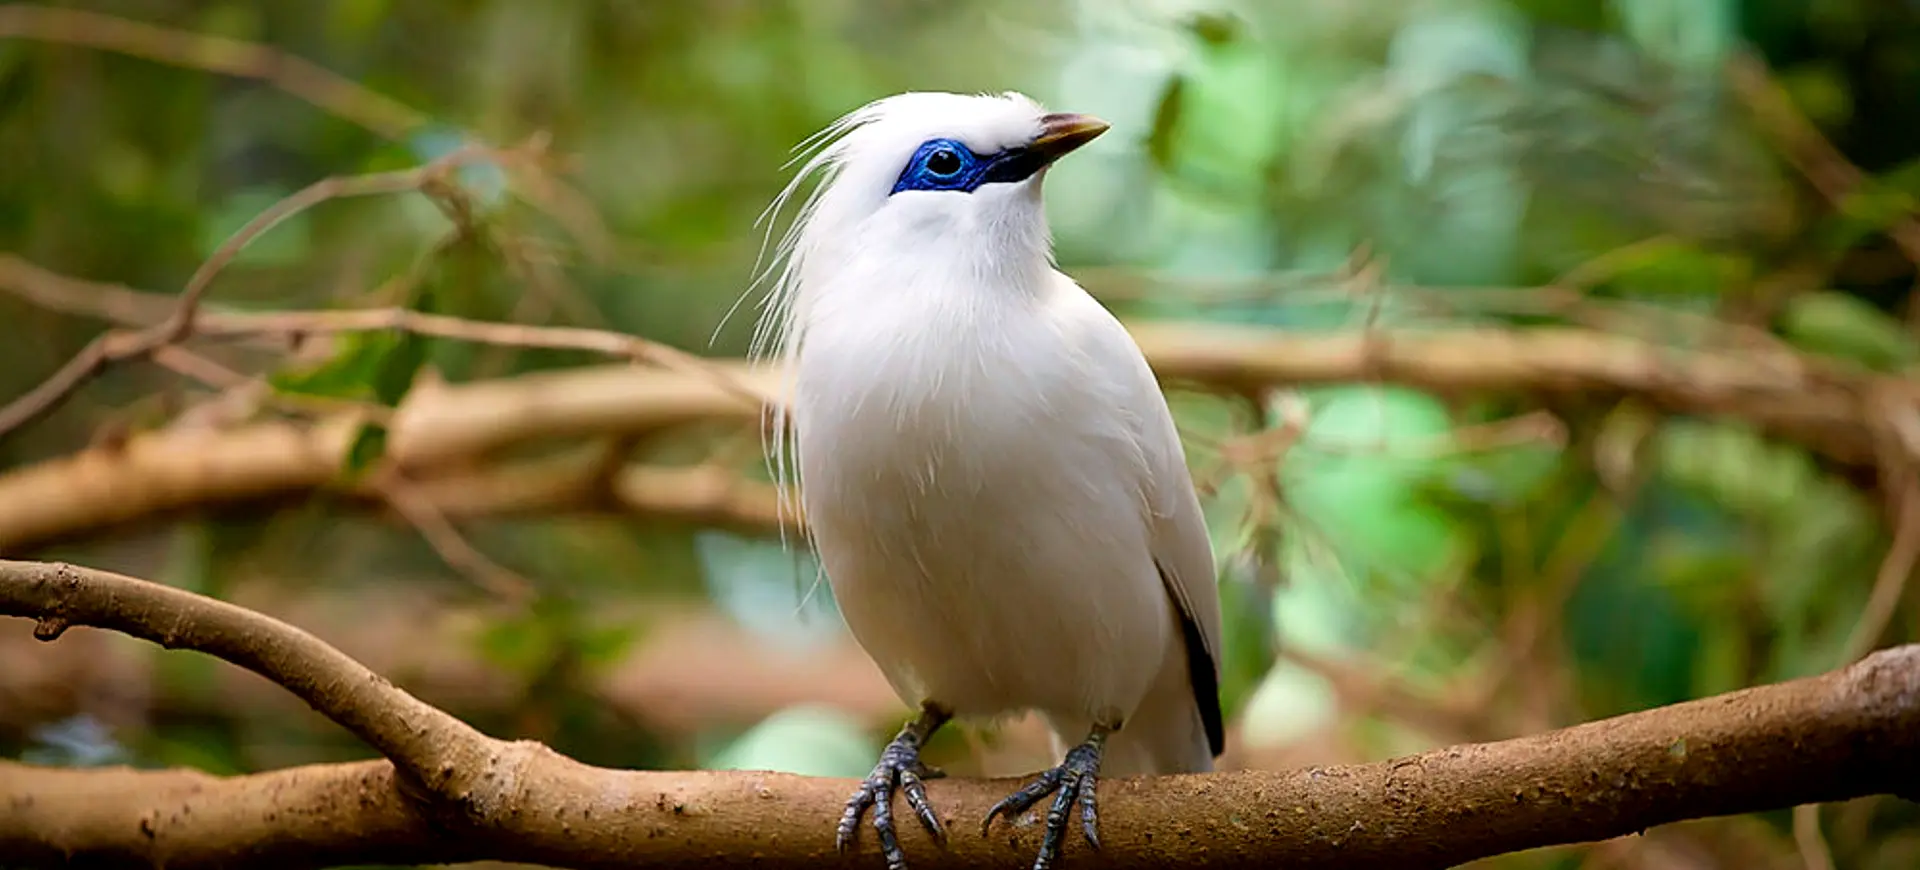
[748,91,1223,870]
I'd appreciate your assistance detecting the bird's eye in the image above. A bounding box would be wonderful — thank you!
[925,148,962,177]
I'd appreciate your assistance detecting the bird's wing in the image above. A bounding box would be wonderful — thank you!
[1062,280,1225,757]
[1143,398,1227,758]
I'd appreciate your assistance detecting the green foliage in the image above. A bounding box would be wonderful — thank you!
[477,591,640,681]
[706,705,877,779]
[1284,387,1468,587]
[1779,290,1920,370]
[6,3,1920,865]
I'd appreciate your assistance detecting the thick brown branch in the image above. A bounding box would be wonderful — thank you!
[0,322,1906,553]
[1125,322,1896,467]
[2,559,1919,869]
[0,561,486,789]
[0,591,901,740]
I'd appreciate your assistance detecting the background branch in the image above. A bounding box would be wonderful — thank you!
[0,310,1905,553]
[1,559,1915,869]
[0,5,427,140]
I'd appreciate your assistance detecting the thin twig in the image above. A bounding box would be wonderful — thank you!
[1842,485,1920,662]
[195,306,773,409]
[374,475,534,604]
[150,345,248,389]
[0,4,425,140]
[0,146,526,441]
[1727,52,1920,267]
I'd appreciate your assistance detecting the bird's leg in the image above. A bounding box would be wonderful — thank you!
[982,723,1112,870]
[839,702,953,869]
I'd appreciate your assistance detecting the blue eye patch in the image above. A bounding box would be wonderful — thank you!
[890,138,1048,195]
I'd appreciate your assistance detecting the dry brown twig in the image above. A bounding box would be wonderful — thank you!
[371,473,535,603]
[1844,484,1920,664]
[0,254,774,429]
[0,4,425,140]
[0,4,632,444]
[0,145,540,441]
[1727,52,1920,268]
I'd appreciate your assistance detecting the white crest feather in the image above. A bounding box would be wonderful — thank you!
[729,91,1052,549]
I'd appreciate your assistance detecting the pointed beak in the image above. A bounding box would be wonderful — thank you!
[1028,113,1110,161]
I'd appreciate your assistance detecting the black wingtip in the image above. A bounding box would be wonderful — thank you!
[1159,561,1226,757]
[1179,604,1227,756]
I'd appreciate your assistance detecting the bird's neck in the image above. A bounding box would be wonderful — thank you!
[836,209,1054,298]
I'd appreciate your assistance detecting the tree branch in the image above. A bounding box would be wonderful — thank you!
[2,558,1917,869]
[0,4,426,140]
[0,561,486,789]
[0,150,530,439]
[0,319,1909,553]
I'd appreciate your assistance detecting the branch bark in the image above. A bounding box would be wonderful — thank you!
[2,559,1917,869]
[0,322,1909,553]
[0,586,902,737]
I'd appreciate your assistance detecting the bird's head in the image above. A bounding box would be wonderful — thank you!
[755,91,1109,308]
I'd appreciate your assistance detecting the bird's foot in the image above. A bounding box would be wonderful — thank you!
[982,729,1108,870]
[839,711,950,870]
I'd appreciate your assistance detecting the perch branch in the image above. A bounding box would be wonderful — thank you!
[2,559,1918,869]
[0,561,486,790]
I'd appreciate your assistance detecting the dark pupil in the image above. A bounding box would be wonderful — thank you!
[926,149,961,176]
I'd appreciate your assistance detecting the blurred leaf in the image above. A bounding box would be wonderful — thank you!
[1612,0,1737,75]
[476,592,595,680]
[1778,290,1919,371]
[1386,5,1530,92]
[1691,619,1750,698]
[272,277,435,476]
[197,4,263,41]
[370,314,434,406]
[1427,437,1565,509]
[1778,64,1855,128]
[576,624,642,669]
[269,332,403,400]
[1216,571,1277,720]
[1236,659,1338,749]
[160,521,218,596]
[327,0,392,42]
[706,705,876,778]
[1145,71,1187,174]
[146,721,246,776]
[1155,23,1290,202]
[1282,386,1468,587]
[1822,182,1920,255]
[477,613,558,678]
[695,531,842,648]
[1656,420,1821,520]
[1567,486,1711,712]
[344,423,388,474]
[1649,537,1749,616]
[1586,239,1752,297]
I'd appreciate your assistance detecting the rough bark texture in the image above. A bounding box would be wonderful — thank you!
[2,559,1917,869]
